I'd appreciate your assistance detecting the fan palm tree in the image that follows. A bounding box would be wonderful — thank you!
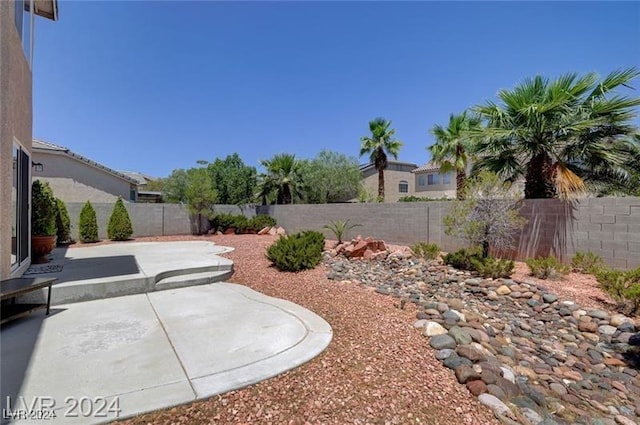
[258,153,304,204]
[359,117,403,201]
[429,111,482,199]
[471,67,640,199]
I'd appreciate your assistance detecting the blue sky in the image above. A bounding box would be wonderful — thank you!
[33,1,640,178]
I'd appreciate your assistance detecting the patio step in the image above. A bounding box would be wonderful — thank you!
[155,269,234,291]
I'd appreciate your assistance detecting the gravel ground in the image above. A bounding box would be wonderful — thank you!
[112,234,500,425]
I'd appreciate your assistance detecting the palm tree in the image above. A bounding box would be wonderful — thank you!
[359,117,403,201]
[258,153,304,204]
[429,111,482,199]
[472,67,640,199]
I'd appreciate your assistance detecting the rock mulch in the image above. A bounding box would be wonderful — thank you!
[325,253,640,425]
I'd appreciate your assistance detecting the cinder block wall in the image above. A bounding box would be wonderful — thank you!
[63,198,640,270]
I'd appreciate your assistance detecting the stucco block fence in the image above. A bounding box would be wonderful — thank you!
[65,198,640,270]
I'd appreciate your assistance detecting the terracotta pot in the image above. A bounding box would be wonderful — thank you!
[31,235,57,264]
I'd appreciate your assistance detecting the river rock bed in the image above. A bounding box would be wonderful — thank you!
[324,253,640,425]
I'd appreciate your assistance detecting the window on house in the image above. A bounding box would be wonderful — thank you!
[14,0,24,38]
[11,143,30,269]
[399,180,409,193]
[427,174,440,185]
[418,175,426,186]
[442,173,452,185]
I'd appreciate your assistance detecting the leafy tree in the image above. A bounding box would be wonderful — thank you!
[444,171,525,258]
[472,68,640,199]
[185,167,218,235]
[299,150,361,203]
[79,201,99,243]
[258,153,304,204]
[144,178,166,193]
[429,111,481,200]
[107,197,133,241]
[55,198,72,245]
[203,153,257,205]
[163,169,189,203]
[359,117,403,201]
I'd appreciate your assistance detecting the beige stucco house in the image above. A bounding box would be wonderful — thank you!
[412,161,457,199]
[359,160,458,202]
[32,139,140,203]
[359,160,418,202]
[1,0,58,279]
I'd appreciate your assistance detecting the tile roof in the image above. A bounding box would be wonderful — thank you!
[32,138,139,185]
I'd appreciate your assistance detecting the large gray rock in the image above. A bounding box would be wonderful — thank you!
[448,326,472,345]
[478,393,512,416]
[430,334,457,350]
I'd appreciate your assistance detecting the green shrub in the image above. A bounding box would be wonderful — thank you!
[55,198,72,245]
[209,213,238,232]
[78,201,99,243]
[107,197,133,241]
[571,251,605,274]
[249,214,276,231]
[31,180,57,236]
[411,242,441,260]
[398,195,451,202]
[266,230,325,272]
[323,219,361,244]
[470,257,515,279]
[526,256,570,280]
[443,247,483,271]
[231,215,250,233]
[595,267,640,314]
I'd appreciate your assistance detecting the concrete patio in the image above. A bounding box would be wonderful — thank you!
[1,242,333,424]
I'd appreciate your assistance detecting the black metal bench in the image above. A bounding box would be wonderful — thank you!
[0,277,56,325]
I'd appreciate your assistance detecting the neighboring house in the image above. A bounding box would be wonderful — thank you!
[360,160,418,202]
[1,0,58,279]
[412,161,457,199]
[32,139,139,203]
[119,170,163,203]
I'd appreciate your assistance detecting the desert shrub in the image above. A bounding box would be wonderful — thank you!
[595,267,640,314]
[209,213,238,232]
[398,195,451,202]
[249,214,276,231]
[266,230,325,272]
[470,257,515,279]
[78,201,99,243]
[107,197,133,241]
[55,198,72,245]
[571,251,605,274]
[231,215,250,233]
[443,247,483,271]
[323,219,361,244]
[443,171,526,258]
[526,256,570,280]
[411,242,441,260]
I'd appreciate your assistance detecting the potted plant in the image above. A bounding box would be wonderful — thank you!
[31,180,57,263]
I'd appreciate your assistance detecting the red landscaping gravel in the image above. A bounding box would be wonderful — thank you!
[109,234,500,425]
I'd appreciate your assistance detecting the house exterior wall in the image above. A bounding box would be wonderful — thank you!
[33,151,136,203]
[361,163,416,202]
[414,170,456,198]
[0,0,33,279]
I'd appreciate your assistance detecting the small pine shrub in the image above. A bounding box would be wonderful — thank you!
[526,256,570,280]
[595,267,640,314]
[470,257,515,279]
[78,201,99,243]
[31,180,57,236]
[107,197,133,241]
[266,230,325,272]
[571,251,605,274]
[249,215,276,231]
[209,213,238,232]
[443,247,483,271]
[55,198,72,245]
[231,215,250,233]
[411,242,441,260]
